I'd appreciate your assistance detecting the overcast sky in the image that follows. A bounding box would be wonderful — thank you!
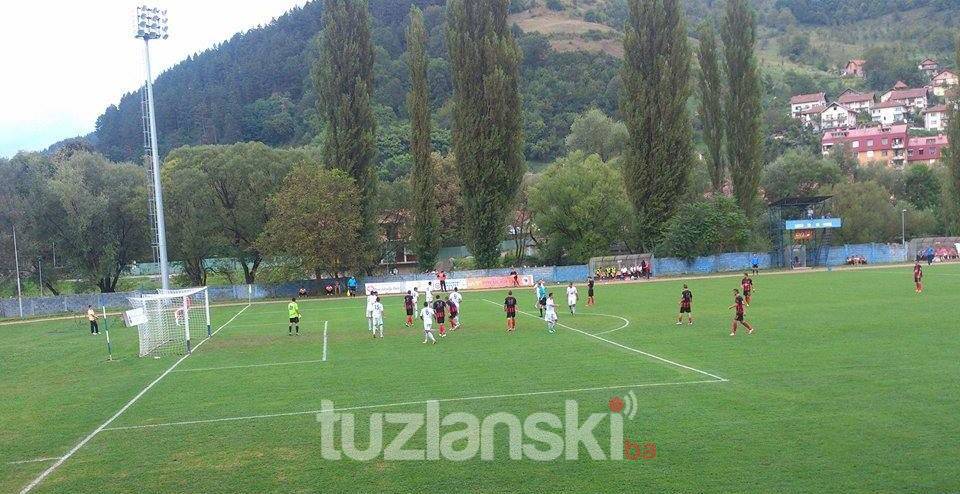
[0,0,309,158]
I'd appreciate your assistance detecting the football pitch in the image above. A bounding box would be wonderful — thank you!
[3,264,959,493]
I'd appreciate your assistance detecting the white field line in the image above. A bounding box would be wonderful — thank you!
[584,313,631,335]
[7,457,63,466]
[173,358,326,373]
[322,321,328,362]
[482,299,727,383]
[18,304,251,494]
[102,378,723,432]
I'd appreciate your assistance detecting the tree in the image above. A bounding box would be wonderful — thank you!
[696,22,725,192]
[34,152,149,292]
[162,159,224,287]
[528,152,633,264]
[406,6,440,271]
[564,108,628,161]
[447,0,524,267]
[904,164,942,210]
[258,167,362,277]
[761,150,842,203]
[315,0,378,270]
[945,36,960,233]
[863,46,924,91]
[620,0,694,250]
[657,196,750,261]
[164,143,319,283]
[722,0,764,216]
[829,180,899,244]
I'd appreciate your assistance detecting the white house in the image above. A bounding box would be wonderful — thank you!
[930,69,959,97]
[799,105,826,129]
[919,58,940,78]
[836,90,875,112]
[790,92,827,118]
[923,105,949,131]
[881,88,928,111]
[872,100,909,125]
[820,102,858,130]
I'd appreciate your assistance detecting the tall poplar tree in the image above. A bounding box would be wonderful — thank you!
[314,0,377,269]
[446,0,524,268]
[620,0,694,248]
[722,0,764,216]
[697,22,725,193]
[945,36,960,234]
[406,6,440,270]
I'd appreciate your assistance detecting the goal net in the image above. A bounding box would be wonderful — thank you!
[128,287,211,358]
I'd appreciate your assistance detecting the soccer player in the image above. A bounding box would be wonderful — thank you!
[446,295,459,330]
[914,261,923,293]
[288,297,302,336]
[420,302,436,344]
[425,282,434,304]
[372,297,385,338]
[504,290,518,331]
[412,287,421,318]
[403,290,415,327]
[510,268,520,287]
[741,273,754,305]
[535,280,547,317]
[677,284,693,325]
[86,305,100,335]
[438,271,448,292]
[365,290,378,333]
[587,277,595,306]
[449,287,463,328]
[432,298,447,337]
[544,293,558,334]
[566,283,578,315]
[728,289,754,336]
[751,253,760,275]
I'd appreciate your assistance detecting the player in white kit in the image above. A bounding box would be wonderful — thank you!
[372,297,385,338]
[544,293,558,334]
[365,290,378,333]
[566,283,578,315]
[449,287,463,328]
[425,282,434,304]
[420,302,436,344]
[412,287,421,318]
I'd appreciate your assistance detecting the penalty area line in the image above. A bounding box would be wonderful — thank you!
[482,299,727,383]
[18,303,252,494]
[7,457,63,466]
[102,378,724,431]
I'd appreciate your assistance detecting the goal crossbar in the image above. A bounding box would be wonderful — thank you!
[128,287,211,358]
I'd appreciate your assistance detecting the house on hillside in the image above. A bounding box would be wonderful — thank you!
[871,100,909,125]
[930,69,959,97]
[822,124,908,168]
[790,92,827,119]
[923,105,949,131]
[842,59,866,77]
[836,89,875,112]
[881,88,928,111]
[820,102,858,130]
[907,135,949,165]
[918,58,940,78]
[893,80,910,90]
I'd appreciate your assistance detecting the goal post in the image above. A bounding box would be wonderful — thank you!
[127,287,211,358]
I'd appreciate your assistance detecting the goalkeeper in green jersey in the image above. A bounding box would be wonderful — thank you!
[288,297,302,335]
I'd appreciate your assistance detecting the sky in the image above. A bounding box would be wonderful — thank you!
[0,0,310,159]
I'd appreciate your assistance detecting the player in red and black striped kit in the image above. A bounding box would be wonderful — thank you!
[676,284,693,325]
[432,298,447,337]
[403,290,415,327]
[914,262,923,293]
[728,288,754,336]
[741,273,754,304]
[504,291,518,332]
[446,295,459,330]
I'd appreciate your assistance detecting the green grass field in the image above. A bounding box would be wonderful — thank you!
[3,264,960,493]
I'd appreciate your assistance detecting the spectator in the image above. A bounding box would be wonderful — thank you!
[347,276,358,296]
[298,287,308,297]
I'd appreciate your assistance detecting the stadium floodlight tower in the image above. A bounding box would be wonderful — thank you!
[135,5,171,290]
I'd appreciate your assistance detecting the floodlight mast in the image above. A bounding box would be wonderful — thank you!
[135,5,171,291]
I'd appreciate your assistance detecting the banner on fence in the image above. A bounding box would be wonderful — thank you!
[364,275,534,295]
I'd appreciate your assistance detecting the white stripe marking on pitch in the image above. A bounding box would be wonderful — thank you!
[322,320,328,362]
[7,457,63,465]
[482,299,727,382]
[18,304,251,494]
[584,313,631,335]
[173,358,327,373]
[102,379,723,431]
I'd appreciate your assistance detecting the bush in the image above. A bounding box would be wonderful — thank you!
[546,0,564,11]
[656,197,751,261]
